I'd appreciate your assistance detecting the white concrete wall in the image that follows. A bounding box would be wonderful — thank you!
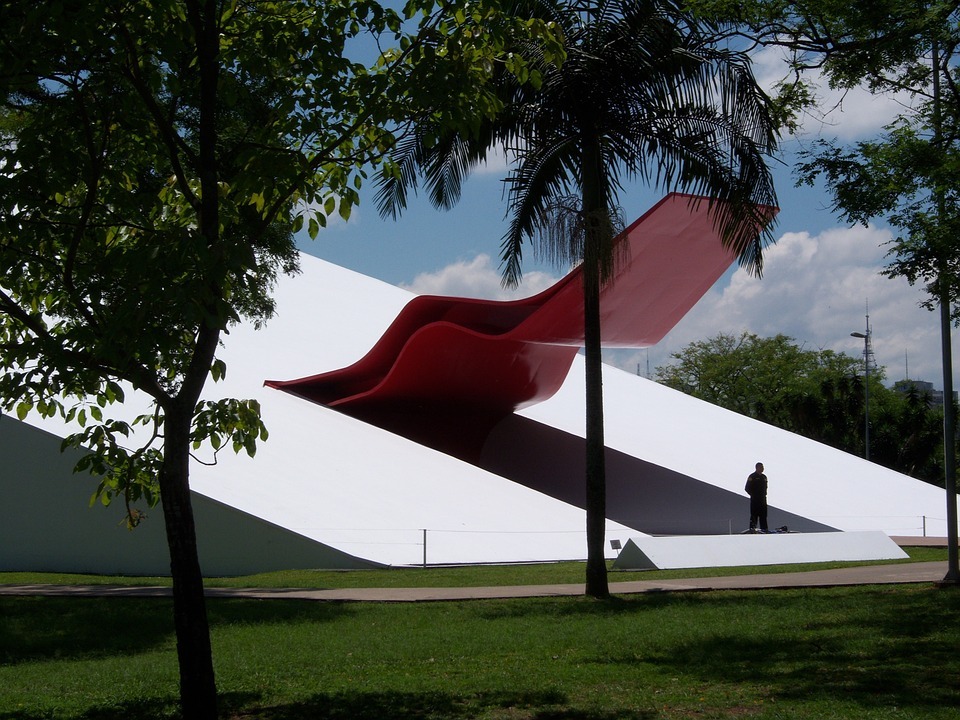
[0,414,381,575]
[613,531,908,570]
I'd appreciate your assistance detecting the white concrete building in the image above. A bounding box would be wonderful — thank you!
[1,251,952,576]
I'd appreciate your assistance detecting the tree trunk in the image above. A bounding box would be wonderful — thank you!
[159,407,218,719]
[932,41,959,584]
[157,7,221,716]
[581,134,610,599]
[582,247,609,598]
[938,280,959,584]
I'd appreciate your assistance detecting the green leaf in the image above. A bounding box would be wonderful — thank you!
[211,359,227,382]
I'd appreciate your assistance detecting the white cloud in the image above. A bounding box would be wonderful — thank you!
[401,227,957,388]
[400,253,560,299]
[473,145,513,176]
[752,46,912,141]
[642,225,953,386]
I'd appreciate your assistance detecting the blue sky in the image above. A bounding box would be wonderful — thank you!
[297,47,957,388]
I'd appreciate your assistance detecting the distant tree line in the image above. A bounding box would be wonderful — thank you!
[655,332,949,486]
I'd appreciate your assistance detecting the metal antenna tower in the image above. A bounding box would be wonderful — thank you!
[863,312,875,373]
[851,304,873,461]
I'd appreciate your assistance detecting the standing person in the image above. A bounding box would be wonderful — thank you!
[745,462,768,533]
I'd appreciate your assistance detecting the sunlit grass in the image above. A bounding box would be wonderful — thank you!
[0,546,946,590]
[1,581,958,719]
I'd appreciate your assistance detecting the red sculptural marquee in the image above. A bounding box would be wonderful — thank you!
[266,193,776,460]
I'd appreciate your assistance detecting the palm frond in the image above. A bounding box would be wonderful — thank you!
[373,0,573,224]
[383,0,780,284]
[499,132,580,286]
[374,128,428,220]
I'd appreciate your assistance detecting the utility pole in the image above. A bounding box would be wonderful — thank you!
[851,309,873,461]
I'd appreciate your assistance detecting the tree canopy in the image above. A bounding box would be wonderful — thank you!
[0,0,556,521]
[656,332,947,484]
[687,0,960,315]
[689,0,960,582]
[0,1,560,715]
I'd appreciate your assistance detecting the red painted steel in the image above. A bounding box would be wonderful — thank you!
[266,193,775,460]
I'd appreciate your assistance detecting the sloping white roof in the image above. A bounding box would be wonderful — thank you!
[184,255,641,566]
[527,365,950,537]
[3,252,954,574]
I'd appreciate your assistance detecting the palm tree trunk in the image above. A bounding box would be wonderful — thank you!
[581,134,610,599]
[582,248,609,598]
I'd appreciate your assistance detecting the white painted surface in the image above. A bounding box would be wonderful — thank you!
[3,253,955,574]
[612,531,909,570]
[525,364,954,537]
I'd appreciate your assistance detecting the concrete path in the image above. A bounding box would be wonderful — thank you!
[0,561,950,603]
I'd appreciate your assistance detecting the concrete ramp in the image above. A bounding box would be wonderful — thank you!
[612,531,908,570]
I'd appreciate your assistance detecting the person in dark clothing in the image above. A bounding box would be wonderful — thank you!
[745,462,768,532]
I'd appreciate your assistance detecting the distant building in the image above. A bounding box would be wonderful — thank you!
[893,379,958,407]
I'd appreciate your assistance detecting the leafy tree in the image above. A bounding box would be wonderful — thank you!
[887,382,948,484]
[657,332,856,436]
[655,332,857,426]
[656,332,948,484]
[705,0,960,582]
[378,0,779,598]
[0,1,557,716]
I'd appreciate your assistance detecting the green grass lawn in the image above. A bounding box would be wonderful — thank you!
[1,549,957,720]
[0,546,947,590]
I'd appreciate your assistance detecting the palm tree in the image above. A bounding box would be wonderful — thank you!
[378,0,779,597]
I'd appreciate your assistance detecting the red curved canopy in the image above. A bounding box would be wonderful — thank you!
[266,193,776,460]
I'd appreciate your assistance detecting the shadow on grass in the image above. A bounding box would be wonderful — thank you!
[0,597,175,665]
[6,586,957,718]
[0,598,356,665]
[468,589,783,622]
[0,691,655,720]
[460,587,960,713]
[0,696,180,720]
[222,689,656,720]
[601,586,960,713]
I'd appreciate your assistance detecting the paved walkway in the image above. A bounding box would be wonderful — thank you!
[0,561,950,603]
